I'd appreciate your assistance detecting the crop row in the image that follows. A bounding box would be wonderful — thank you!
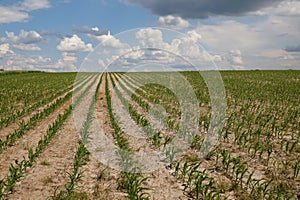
[0,75,94,154]
[111,71,299,199]
[105,73,151,200]
[0,73,79,129]
[0,74,97,198]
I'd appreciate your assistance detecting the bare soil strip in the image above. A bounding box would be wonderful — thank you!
[109,74,187,199]
[76,74,127,199]
[0,97,73,180]
[0,75,95,182]
[6,75,99,199]
[8,117,79,200]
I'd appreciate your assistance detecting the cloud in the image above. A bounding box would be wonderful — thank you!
[157,15,190,30]
[0,0,50,23]
[13,44,41,51]
[136,28,168,49]
[20,0,51,12]
[124,0,283,19]
[88,32,130,50]
[106,28,219,69]
[1,53,53,71]
[1,30,43,44]
[228,49,245,69]
[57,35,93,52]
[187,30,202,41]
[56,52,77,71]
[250,0,300,17]
[0,6,29,23]
[0,51,77,72]
[0,30,43,51]
[284,44,300,52]
[72,26,109,36]
[61,52,77,62]
[271,0,300,16]
[0,43,14,55]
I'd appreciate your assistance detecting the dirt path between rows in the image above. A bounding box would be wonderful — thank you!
[110,74,187,199]
[77,75,127,199]
[0,76,95,181]
[6,75,99,199]
[8,117,79,200]
[0,97,73,180]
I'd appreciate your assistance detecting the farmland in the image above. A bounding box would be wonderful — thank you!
[0,70,299,199]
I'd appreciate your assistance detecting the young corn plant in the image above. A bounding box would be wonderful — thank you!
[106,73,152,200]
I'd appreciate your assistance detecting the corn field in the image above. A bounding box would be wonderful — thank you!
[0,70,299,199]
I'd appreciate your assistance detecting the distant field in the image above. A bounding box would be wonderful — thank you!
[0,70,299,199]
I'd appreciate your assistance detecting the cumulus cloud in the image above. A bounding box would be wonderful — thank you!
[61,52,77,62]
[124,0,283,19]
[134,28,212,63]
[0,30,43,51]
[158,15,190,30]
[1,53,53,71]
[187,30,202,41]
[105,28,219,70]
[0,43,14,55]
[136,28,168,49]
[88,32,131,50]
[1,30,43,44]
[228,49,245,69]
[0,6,29,23]
[0,0,50,23]
[56,52,77,71]
[57,35,93,52]
[0,51,78,72]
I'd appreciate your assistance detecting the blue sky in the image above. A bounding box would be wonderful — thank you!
[0,0,300,71]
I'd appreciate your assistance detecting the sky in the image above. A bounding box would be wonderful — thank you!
[0,0,300,71]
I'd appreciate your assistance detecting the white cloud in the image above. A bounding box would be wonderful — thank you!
[104,28,217,70]
[0,6,29,23]
[0,30,43,51]
[13,44,41,51]
[20,0,51,12]
[87,32,130,50]
[0,0,50,24]
[158,15,190,30]
[275,1,300,16]
[2,30,43,44]
[187,30,202,41]
[136,28,168,49]
[258,0,300,16]
[56,52,77,71]
[0,43,14,55]
[92,27,100,32]
[228,49,245,69]
[57,35,93,52]
[1,53,53,71]
[61,52,77,62]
